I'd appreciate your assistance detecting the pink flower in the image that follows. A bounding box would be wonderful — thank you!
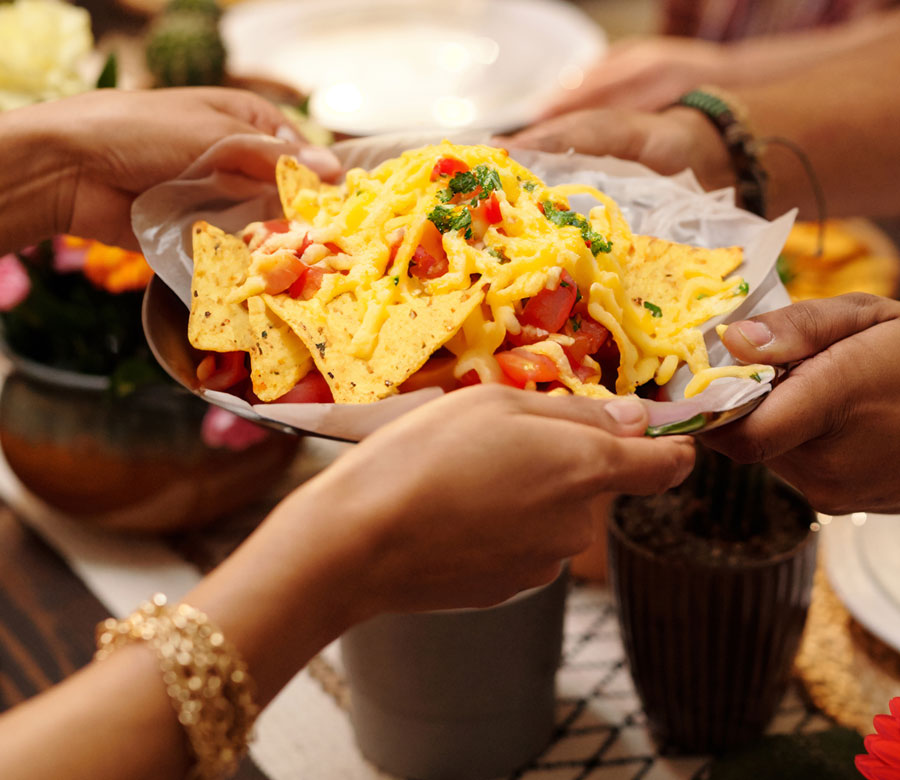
[52,235,89,272]
[857,698,900,779]
[200,406,269,451]
[0,253,31,311]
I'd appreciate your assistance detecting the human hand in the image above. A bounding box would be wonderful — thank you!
[294,385,695,617]
[542,36,730,118]
[701,293,900,514]
[499,105,734,194]
[41,88,340,249]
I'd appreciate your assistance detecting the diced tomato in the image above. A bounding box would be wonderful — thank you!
[409,245,449,279]
[505,324,548,348]
[430,157,469,181]
[400,357,459,393]
[263,219,291,234]
[537,202,545,215]
[419,220,447,260]
[520,270,578,333]
[495,348,559,387]
[263,253,307,295]
[324,242,343,254]
[293,233,313,260]
[484,192,502,224]
[271,372,334,403]
[288,265,331,300]
[563,316,611,365]
[458,369,481,387]
[196,352,248,392]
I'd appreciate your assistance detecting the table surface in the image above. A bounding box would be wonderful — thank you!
[0,436,839,780]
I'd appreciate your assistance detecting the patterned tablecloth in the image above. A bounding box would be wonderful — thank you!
[0,438,840,780]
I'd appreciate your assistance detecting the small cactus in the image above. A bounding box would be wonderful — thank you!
[164,0,222,21]
[145,11,225,87]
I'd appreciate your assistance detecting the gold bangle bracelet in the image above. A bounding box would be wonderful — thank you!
[95,594,259,780]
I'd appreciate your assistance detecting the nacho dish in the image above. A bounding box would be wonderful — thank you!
[188,142,766,405]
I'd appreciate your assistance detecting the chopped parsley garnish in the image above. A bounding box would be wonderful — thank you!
[261,330,268,338]
[643,301,663,318]
[448,169,479,196]
[444,164,502,204]
[696,293,709,300]
[569,316,581,332]
[575,288,583,304]
[541,201,612,256]
[475,164,502,195]
[487,247,510,263]
[392,275,399,286]
[735,280,750,295]
[522,181,537,192]
[427,204,473,238]
[750,372,762,382]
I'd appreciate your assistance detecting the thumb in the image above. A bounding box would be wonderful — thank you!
[721,293,900,366]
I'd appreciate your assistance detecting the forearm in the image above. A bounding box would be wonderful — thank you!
[0,104,76,254]
[730,27,900,219]
[0,482,374,780]
[726,10,900,87]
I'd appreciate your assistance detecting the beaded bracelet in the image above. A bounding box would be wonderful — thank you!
[675,87,769,218]
[95,594,259,780]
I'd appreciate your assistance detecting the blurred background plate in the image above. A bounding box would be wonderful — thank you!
[822,514,900,652]
[221,0,606,135]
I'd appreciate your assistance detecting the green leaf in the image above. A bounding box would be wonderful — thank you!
[643,301,663,318]
[735,279,750,295]
[96,52,118,89]
[776,253,795,284]
[522,181,537,192]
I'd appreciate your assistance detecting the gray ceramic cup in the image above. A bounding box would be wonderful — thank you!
[340,567,569,780]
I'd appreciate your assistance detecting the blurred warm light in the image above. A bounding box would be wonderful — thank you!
[437,41,471,73]
[851,512,868,526]
[810,521,821,532]
[818,514,832,525]
[320,82,363,114]
[472,36,500,65]
[432,96,476,127]
[557,64,584,90]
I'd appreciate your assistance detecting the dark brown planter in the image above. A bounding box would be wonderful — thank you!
[0,360,299,532]
[608,462,818,754]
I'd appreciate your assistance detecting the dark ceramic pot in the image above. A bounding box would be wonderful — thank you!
[340,566,569,780]
[608,466,818,754]
[0,357,300,532]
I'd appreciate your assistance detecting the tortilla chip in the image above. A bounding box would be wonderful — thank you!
[623,235,743,315]
[188,221,254,352]
[276,155,321,221]
[246,295,313,401]
[264,286,486,403]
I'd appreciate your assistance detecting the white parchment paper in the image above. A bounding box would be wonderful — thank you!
[133,131,796,440]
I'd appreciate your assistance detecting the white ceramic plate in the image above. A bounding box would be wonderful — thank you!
[222,0,606,135]
[822,513,900,652]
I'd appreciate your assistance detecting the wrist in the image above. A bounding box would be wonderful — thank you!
[649,105,736,193]
[666,89,768,216]
[0,104,78,251]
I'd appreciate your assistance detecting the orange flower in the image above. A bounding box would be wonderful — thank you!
[73,237,153,293]
[857,698,900,780]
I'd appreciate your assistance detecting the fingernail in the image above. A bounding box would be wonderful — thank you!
[605,398,646,426]
[275,123,303,144]
[296,145,342,178]
[735,320,774,348]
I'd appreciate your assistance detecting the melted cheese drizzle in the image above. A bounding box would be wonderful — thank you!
[236,142,755,398]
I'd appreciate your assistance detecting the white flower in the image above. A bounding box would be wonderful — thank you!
[0,0,93,110]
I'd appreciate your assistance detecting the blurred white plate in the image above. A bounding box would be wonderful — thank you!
[822,513,900,652]
[222,0,606,135]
